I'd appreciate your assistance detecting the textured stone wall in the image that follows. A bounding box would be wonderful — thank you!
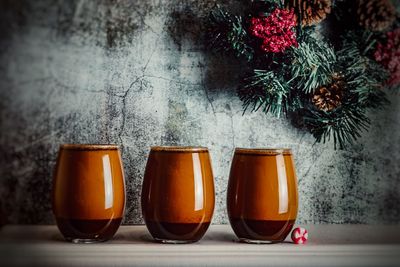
[0,0,399,225]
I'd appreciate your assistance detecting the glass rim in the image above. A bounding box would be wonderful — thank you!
[235,148,292,155]
[60,144,119,150]
[150,146,208,152]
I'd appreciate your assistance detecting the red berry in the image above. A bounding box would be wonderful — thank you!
[249,8,298,53]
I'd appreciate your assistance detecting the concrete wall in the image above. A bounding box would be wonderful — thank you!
[0,0,399,224]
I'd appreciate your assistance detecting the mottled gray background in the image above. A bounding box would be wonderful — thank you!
[0,0,399,225]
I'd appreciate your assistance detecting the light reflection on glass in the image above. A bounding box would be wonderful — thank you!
[276,154,288,214]
[192,153,204,211]
[102,154,114,209]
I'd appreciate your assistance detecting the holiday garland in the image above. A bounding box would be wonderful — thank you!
[208,0,399,149]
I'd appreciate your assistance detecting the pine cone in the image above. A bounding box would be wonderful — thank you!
[357,0,396,32]
[285,0,332,27]
[312,75,344,112]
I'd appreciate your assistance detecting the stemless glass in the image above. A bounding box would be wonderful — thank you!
[227,148,298,244]
[52,144,125,243]
[141,146,215,243]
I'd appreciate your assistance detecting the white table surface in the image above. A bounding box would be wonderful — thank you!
[0,224,399,267]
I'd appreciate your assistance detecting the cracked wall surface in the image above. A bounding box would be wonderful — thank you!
[0,0,399,224]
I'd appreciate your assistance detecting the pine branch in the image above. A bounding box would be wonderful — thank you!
[208,6,254,61]
[337,31,390,108]
[253,0,283,6]
[300,30,390,149]
[238,69,291,117]
[303,105,370,150]
[249,0,284,15]
[344,58,389,109]
[290,35,336,93]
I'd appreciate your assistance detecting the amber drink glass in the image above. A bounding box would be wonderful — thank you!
[227,148,298,243]
[141,146,215,243]
[52,144,125,243]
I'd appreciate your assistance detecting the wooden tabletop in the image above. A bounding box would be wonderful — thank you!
[0,225,399,267]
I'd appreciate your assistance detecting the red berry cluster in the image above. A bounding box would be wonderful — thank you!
[374,28,400,87]
[249,8,298,53]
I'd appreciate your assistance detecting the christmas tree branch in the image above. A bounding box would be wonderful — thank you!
[303,105,370,149]
[337,32,389,108]
[290,35,336,93]
[209,6,254,61]
[239,69,291,117]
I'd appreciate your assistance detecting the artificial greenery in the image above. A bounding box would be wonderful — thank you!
[209,7,254,61]
[207,0,398,149]
[290,35,336,94]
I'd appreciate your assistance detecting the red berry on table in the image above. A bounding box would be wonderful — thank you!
[291,227,308,244]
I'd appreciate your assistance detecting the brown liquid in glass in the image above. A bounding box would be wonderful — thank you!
[227,149,298,243]
[52,145,125,243]
[55,218,122,241]
[141,147,215,243]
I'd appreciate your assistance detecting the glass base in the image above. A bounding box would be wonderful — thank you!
[155,238,197,244]
[66,237,107,244]
[239,238,280,244]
